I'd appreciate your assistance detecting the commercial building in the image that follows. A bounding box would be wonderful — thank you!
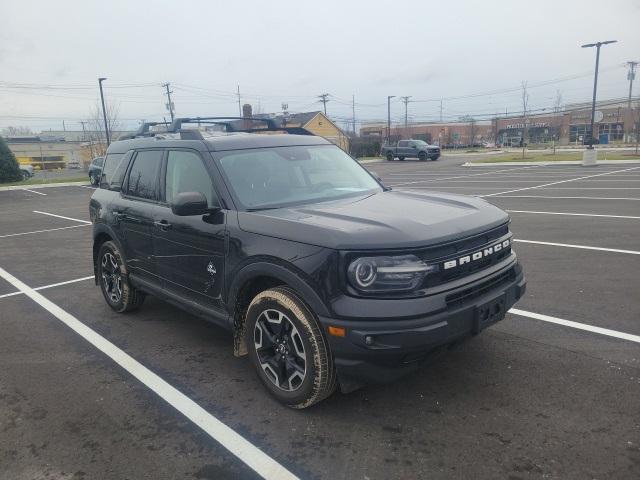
[361,99,638,147]
[6,130,130,169]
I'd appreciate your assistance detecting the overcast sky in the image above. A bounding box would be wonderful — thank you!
[1,0,639,132]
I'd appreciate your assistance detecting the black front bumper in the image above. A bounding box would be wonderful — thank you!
[318,260,525,389]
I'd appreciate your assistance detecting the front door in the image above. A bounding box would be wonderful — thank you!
[115,149,163,283]
[153,149,226,312]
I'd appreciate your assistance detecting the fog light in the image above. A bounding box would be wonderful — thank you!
[364,335,374,345]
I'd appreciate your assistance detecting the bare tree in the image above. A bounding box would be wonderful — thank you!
[552,90,563,155]
[85,101,121,157]
[521,81,529,159]
[460,115,477,147]
[1,126,33,136]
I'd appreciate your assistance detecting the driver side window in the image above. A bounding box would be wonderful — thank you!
[164,150,218,207]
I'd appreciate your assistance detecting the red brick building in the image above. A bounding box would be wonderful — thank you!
[361,100,637,147]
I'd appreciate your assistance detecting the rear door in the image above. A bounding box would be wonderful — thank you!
[153,149,227,312]
[113,149,163,283]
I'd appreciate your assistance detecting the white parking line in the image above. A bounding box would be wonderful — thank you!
[22,188,47,196]
[33,210,91,224]
[509,308,640,344]
[390,165,542,186]
[78,185,97,190]
[0,266,299,480]
[481,166,640,197]
[490,195,640,201]
[0,224,90,239]
[0,275,94,299]
[513,239,640,255]
[506,210,640,219]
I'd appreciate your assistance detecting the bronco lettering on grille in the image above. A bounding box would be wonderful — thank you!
[443,239,511,270]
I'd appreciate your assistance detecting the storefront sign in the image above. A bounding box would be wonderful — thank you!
[506,122,549,129]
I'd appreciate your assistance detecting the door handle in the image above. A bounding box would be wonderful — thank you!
[154,220,172,231]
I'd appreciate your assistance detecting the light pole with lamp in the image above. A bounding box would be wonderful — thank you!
[581,40,617,165]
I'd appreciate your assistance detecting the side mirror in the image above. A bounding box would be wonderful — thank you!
[171,192,210,216]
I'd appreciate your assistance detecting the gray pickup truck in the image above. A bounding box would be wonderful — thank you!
[383,139,440,161]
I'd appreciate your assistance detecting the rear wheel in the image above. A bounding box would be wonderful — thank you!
[246,287,336,408]
[386,152,394,161]
[418,152,427,161]
[98,241,145,313]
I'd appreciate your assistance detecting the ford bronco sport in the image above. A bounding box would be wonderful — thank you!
[90,117,525,408]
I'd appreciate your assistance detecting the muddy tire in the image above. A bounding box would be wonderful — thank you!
[97,241,145,313]
[246,287,336,409]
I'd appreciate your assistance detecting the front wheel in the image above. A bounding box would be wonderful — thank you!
[247,287,336,409]
[89,173,98,185]
[97,241,145,313]
[398,156,405,161]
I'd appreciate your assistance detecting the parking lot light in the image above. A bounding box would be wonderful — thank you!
[581,40,617,166]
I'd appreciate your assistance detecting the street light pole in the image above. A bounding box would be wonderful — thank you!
[387,95,395,144]
[98,77,111,147]
[581,40,617,148]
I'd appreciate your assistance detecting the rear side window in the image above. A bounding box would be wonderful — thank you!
[398,140,408,147]
[125,150,162,200]
[99,152,128,190]
[93,157,104,167]
[164,150,218,207]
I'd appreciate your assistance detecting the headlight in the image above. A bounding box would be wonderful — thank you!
[347,255,437,293]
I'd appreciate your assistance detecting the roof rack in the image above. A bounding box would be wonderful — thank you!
[117,121,171,140]
[167,116,314,139]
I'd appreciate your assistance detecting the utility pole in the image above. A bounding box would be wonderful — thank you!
[401,96,411,133]
[318,93,329,115]
[387,95,395,144]
[581,40,617,148]
[626,61,638,143]
[98,77,110,146]
[352,94,356,135]
[237,85,242,117]
[439,99,443,123]
[163,83,175,122]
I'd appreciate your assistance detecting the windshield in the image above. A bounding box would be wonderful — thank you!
[414,140,428,146]
[217,145,382,210]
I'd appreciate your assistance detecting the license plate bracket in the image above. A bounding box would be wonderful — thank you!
[473,294,506,334]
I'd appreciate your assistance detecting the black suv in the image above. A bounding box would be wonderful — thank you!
[90,117,525,408]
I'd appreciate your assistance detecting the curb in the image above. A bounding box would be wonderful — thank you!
[462,159,640,167]
[0,181,89,192]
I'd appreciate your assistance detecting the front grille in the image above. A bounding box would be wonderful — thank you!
[445,268,515,307]
[414,224,511,289]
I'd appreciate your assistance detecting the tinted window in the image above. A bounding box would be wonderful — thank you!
[125,150,161,200]
[99,152,128,190]
[165,150,218,207]
[398,141,408,147]
[93,157,104,167]
[218,145,381,210]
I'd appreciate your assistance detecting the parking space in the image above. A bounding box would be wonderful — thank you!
[1,165,639,479]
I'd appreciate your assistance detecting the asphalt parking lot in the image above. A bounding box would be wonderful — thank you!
[1,157,639,480]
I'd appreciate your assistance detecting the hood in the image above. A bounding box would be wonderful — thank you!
[237,190,509,250]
